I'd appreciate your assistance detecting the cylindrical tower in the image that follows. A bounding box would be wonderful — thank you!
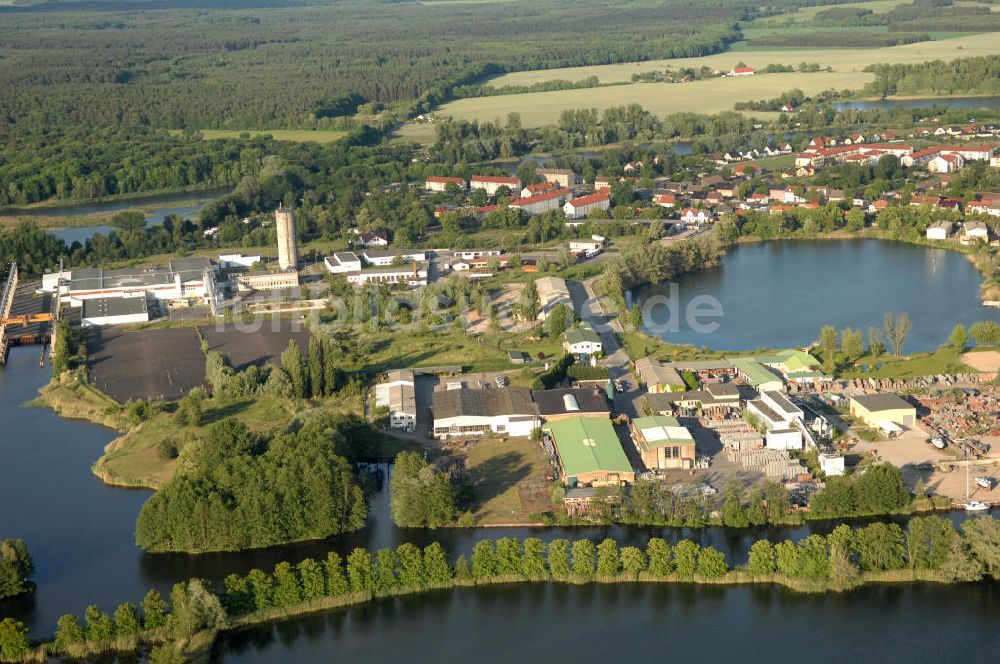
[275,206,299,270]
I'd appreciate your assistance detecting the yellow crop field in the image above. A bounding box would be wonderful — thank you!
[486,32,1000,87]
[438,70,869,127]
[176,129,348,144]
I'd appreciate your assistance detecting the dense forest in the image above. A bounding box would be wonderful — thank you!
[134,416,368,552]
[862,55,1000,98]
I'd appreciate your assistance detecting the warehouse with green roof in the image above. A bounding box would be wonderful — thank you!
[543,416,635,486]
[731,358,784,393]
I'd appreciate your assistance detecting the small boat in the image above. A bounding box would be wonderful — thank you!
[975,477,994,490]
[965,501,991,512]
[929,437,946,449]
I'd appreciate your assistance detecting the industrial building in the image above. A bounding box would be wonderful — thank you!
[532,388,610,422]
[747,390,804,450]
[635,357,687,393]
[81,297,150,327]
[630,415,697,470]
[62,258,215,304]
[431,387,539,439]
[543,415,634,486]
[849,393,917,434]
[275,207,299,270]
[234,269,300,292]
[535,276,571,321]
[375,370,417,431]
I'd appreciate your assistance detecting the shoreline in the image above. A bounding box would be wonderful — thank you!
[0,184,231,214]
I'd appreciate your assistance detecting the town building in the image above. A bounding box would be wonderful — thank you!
[537,168,581,188]
[510,188,570,215]
[747,390,804,450]
[425,176,466,192]
[543,416,635,486]
[729,66,755,76]
[564,190,611,219]
[520,181,559,198]
[732,357,784,392]
[375,370,417,431]
[470,175,521,196]
[533,388,611,422]
[755,349,827,385]
[645,382,741,414]
[962,220,990,244]
[679,208,712,225]
[432,387,539,439]
[355,230,390,248]
[926,220,954,241]
[324,252,364,274]
[563,323,602,356]
[535,276,571,320]
[361,249,427,266]
[568,235,606,256]
[849,393,916,434]
[234,269,301,292]
[346,263,428,287]
[62,258,215,304]
[630,415,697,470]
[928,153,964,174]
[635,357,686,393]
[451,248,504,260]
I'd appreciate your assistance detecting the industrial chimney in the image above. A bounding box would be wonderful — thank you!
[275,206,299,270]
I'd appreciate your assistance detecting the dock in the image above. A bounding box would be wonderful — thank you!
[1,262,57,367]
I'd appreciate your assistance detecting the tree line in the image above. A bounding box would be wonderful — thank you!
[6,515,1000,661]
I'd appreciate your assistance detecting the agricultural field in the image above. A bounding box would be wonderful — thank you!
[440,70,868,127]
[484,32,1000,87]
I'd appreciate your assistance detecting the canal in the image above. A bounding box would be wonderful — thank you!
[634,239,1000,352]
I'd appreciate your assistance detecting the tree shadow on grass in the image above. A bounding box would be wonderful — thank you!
[202,399,253,424]
[468,449,534,511]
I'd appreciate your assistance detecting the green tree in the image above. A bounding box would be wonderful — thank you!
[854,522,906,571]
[373,548,398,594]
[395,543,425,588]
[522,538,548,579]
[620,546,647,579]
[883,311,912,357]
[646,538,673,577]
[297,558,327,600]
[222,574,252,615]
[519,279,540,321]
[55,614,86,650]
[84,605,114,642]
[907,516,955,570]
[855,463,910,515]
[325,552,349,595]
[471,540,499,580]
[722,481,749,528]
[0,539,34,599]
[272,561,303,606]
[142,590,168,630]
[969,320,1000,346]
[941,537,984,582]
[820,325,839,358]
[746,540,776,576]
[495,538,524,577]
[308,336,325,398]
[423,543,453,584]
[0,619,29,662]
[961,517,1000,575]
[571,539,596,579]
[347,548,375,593]
[949,324,968,351]
[113,602,142,636]
[246,569,274,610]
[281,339,309,398]
[696,547,728,578]
[545,303,571,337]
[674,540,699,578]
[390,451,457,528]
[547,539,571,578]
[596,538,621,577]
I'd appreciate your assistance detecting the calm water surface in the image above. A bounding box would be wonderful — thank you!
[835,96,1000,111]
[635,240,1000,352]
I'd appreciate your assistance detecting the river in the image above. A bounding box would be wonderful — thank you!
[0,343,994,655]
[834,96,1000,112]
[0,186,230,245]
[634,239,1000,352]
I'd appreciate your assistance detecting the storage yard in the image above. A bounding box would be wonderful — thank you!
[86,327,206,402]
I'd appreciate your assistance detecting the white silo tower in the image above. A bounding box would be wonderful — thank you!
[275,206,299,270]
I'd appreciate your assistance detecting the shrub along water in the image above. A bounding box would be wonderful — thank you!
[8,516,1000,662]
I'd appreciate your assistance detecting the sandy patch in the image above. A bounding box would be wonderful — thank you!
[962,350,1000,373]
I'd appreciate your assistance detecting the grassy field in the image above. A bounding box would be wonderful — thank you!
[753,0,909,25]
[462,437,554,525]
[440,70,870,127]
[174,129,348,144]
[485,32,1000,87]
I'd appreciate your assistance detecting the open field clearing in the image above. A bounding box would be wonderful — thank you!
[440,70,870,127]
[753,0,912,25]
[486,32,1000,87]
[171,129,347,144]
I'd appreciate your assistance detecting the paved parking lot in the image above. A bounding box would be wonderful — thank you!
[87,327,206,402]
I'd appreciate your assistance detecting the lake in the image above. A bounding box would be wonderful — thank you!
[0,342,992,654]
[834,96,1000,112]
[634,239,1000,352]
[212,582,1000,663]
[0,186,230,245]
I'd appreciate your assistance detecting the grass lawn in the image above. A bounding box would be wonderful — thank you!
[462,437,554,525]
[172,129,348,144]
[392,123,439,145]
[484,33,1000,87]
[840,346,974,380]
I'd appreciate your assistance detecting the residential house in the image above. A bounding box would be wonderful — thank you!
[679,208,712,225]
[424,176,466,192]
[520,181,559,198]
[630,415,697,470]
[543,416,635,486]
[926,220,954,240]
[432,387,540,439]
[635,357,687,393]
[653,192,676,208]
[928,153,964,173]
[470,175,521,196]
[962,220,990,244]
[729,66,755,76]
[510,188,570,215]
[563,323,602,356]
[355,230,390,248]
